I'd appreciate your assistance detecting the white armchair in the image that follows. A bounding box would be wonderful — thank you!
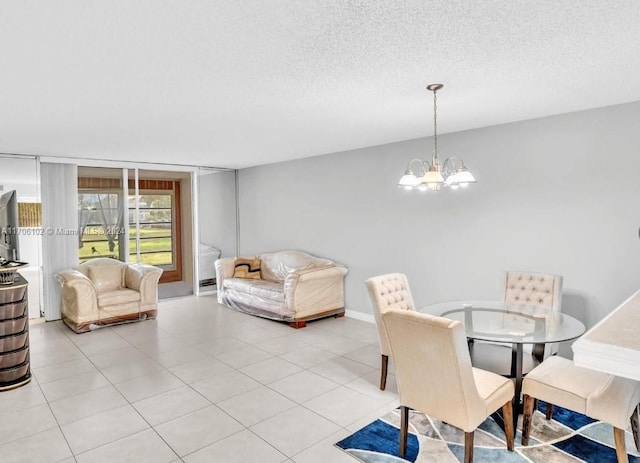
[56,258,162,333]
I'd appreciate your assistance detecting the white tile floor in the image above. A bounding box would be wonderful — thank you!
[0,295,399,462]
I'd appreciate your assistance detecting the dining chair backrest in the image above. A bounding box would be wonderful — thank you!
[502,271,563,358]
[382,308,487,431]
[503,271,562,311]
[365,273,415,357]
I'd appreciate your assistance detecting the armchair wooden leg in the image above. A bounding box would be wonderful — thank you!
[613,427,629,463]
[399,405,409,458]
[546,403,554,420]
[631,405,640,452]
[380,354,389,391]
[502,401,514,451]
[521,394,535,446]
[464,431,474,463]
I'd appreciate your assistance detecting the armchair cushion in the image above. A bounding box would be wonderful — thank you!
[233,258,262,279]
[87,265,124,291]
[97,288,141,308]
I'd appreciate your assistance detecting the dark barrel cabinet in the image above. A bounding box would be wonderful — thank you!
[0,273,31,391]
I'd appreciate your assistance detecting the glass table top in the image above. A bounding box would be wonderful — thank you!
[419,300,585,344]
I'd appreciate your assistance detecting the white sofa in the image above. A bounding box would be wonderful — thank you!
[56,258,163,333]
[215,250,348,328]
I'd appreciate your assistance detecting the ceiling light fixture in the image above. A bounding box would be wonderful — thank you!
[398,84,476,191]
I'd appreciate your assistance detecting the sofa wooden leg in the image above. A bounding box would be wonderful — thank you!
[335,312,345,318]
[289,320,306,329]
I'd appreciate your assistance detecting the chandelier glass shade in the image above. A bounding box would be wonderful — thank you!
[398,84,476,191]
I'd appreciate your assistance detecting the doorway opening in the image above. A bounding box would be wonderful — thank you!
[77,167,193,298]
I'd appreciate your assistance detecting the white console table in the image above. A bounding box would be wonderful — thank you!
[572,290,640,381]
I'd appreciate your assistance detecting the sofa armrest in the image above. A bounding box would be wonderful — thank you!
[284,265,348,314]
[55,269,99,321]
[125,264,163,304]
[215,257,237,303]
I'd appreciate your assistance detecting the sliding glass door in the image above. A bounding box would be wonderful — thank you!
[128,174,183,283]
[78,167,191,285]
[78,168,126,262]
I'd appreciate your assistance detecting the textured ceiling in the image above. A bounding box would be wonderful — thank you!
[1,1,639,169]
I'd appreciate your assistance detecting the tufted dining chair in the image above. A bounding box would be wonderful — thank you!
[503,271,563,360]
[383,308,515,463]
[521,356,640,463]
[469,271,563,382]
[365,273,415,390]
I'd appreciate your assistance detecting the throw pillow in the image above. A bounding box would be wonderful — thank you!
[233,258,262,279]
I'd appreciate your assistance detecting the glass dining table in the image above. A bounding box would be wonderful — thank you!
[420,300,586,432]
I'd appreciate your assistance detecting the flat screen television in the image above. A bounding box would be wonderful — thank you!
[0,190,20,263]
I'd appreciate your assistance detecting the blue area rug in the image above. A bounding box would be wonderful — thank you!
[336,402,640,462]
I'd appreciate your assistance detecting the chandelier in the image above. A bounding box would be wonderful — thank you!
[398,84,476,191]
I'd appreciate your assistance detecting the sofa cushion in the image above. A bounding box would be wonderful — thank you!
[233,258,262,279]
[223,278,284,302]
[87,265,125,292]
[97,288,141,308]
[260,251,333,282]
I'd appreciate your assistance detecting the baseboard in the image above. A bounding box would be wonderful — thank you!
[345,310,375,324]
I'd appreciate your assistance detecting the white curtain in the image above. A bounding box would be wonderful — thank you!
[41,163,78,320]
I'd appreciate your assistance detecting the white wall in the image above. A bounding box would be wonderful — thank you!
[198,170,237,260]
[238,101,640,337]
[0,156,42,318]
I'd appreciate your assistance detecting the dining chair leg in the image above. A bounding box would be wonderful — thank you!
[613,427,629,463]
[546,403,554,420]
[399,405,409,458]
[521,394,535,446]
[502,400,514,451]
[631,405,640,451]
[464,431,474,463]
[380,355,389,391]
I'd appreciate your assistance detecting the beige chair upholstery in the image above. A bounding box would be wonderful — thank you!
[56,258,163,333]
[383,309,515,463]
[503,271,562,309]
[472,271,564,376]
[504,271,563,359]
[522,356,640,463]
[365,273,415,391]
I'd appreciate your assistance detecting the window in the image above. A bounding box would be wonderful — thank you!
[78,172,183,283]
[129,193,174,266]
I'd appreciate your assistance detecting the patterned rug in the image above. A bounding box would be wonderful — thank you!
[336,402,640,462]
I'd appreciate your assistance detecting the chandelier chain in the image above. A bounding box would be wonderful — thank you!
[433,88,438,160]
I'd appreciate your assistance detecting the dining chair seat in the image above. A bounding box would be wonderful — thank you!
[522,356,640,463]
